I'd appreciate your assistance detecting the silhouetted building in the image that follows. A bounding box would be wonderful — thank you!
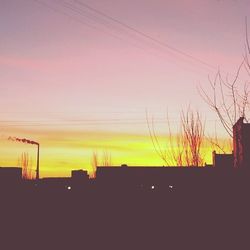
[71,169,89,190]
[212,151,233,169]
[96,165,217,192]
[0,167,22,182]
[71,169,88,180]
[40,177,72,191]
[0,167,22,191]
[233,117,250,168]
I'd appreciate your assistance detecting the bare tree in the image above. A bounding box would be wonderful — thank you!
[198,63,249,138]
[206,122,233,154]
[244,17,250,75]
[199,19,250,138]
[102,150,112,166]
[207,135,232,154]
[147,109,205,167]
[89,151,98,178]
[181,110,205,166]
[18,152,35,180]
[90,150,113,178]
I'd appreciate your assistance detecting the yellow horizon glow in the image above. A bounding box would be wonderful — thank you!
[0,126,232,178]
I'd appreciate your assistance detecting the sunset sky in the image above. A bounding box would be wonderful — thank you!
[0,0,249,177]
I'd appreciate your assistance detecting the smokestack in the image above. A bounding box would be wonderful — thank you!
[36,143,40,180]
[8,136,40,180]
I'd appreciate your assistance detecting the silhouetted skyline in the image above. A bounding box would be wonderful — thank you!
[1,0,250,177]
[1,2,250,249]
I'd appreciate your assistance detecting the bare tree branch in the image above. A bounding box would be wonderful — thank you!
[147,109,205,167]
[198,59,248,138]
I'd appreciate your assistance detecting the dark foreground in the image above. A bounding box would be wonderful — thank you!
[0,183,249,250]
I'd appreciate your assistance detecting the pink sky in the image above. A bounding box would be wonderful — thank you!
[0,0,249,175]
[1,1,249,119]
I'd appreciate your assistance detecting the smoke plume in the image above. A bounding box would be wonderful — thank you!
[8,136,39,146]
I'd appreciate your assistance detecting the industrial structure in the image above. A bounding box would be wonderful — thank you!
[36,143,40,180]
[212,151,233,169]
[8,136,40,180]
[0,117,250,192]
[233,117,250,169]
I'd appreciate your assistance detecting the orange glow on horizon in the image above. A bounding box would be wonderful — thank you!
[0,126,232,178]
[0,0,243,178]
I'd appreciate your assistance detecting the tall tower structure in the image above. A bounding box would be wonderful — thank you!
[36,144,40,180]
[233,117,250,168]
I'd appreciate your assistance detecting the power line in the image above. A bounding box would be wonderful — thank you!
[32,0,154,53]
[32,0,130,44]
[33,0,217,73]
[73,0,217,71]
[70,1,248,80]
[0,118,221,127]
[62,0,172,55]
[58,0,211,75]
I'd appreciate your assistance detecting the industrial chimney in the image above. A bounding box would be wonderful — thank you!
[36,143,40,180]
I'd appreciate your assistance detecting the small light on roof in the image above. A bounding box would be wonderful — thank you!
[151,185,155,190]
[67,186,71,190]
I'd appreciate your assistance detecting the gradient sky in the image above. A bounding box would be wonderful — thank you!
[0,0,249,177]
